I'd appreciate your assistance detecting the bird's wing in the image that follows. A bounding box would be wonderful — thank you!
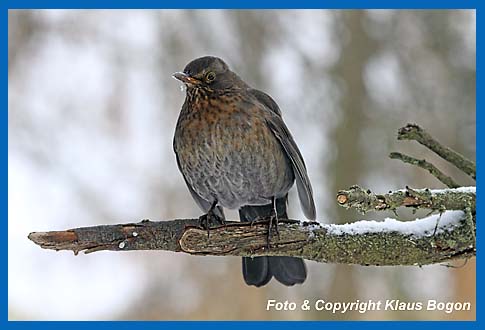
[248,88,282,117]
[249,88,315,219]
[265,111,316,220]
[174,151,212,212]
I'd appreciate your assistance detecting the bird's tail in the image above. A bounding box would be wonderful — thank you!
[239,195,307,287]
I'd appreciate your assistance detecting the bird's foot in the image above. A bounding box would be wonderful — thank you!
[266,212,280,249]
[198,209,225,239]
[249,216,265,228]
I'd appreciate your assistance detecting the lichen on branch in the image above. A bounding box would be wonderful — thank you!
[389,152,460,188]
[28,208,475,266]
[336,185,475,214]
[396,123,476,180]
[27,123,476,267]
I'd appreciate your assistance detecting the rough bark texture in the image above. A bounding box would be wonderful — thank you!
[28,208,475,266]
[28,123,476,267]
[337,185,475,214]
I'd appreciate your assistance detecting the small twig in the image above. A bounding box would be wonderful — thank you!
[440,258,469,269]
[464,206,476,244]
[432,212,443,237]
[397,124,476,180]
[389,152,460,188]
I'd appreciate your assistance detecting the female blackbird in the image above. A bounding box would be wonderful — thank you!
[173,56,316,287]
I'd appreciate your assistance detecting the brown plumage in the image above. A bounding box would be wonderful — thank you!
[173,56,316,287]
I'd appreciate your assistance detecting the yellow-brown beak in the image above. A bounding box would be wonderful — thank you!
[172,72,201,86]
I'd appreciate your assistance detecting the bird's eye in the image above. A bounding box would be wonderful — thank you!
[205,72,216,82]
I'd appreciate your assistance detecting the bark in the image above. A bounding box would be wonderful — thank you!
[336,185,475,214]
[396,123,476,180]
[28,202,475,266]
[389,152,460,188]
[28,124,476,267]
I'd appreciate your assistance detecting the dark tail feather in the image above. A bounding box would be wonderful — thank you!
[269,256,306,286]
[242,256,272,287]
[239,195,307,287]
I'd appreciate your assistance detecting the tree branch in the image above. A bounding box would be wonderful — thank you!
[28,209,475,266]
[336,185,475,214]
[389,152,460,188]
[28,123,476,268]
[397,123,476,180]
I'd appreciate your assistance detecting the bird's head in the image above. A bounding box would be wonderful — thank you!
[173,56,244,91]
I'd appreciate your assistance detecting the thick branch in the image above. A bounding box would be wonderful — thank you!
[397,124,476,180]
[28,211,475,266]
[389,152,460,188]
[337,186,475,214]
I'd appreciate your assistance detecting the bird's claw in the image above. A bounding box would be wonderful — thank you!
[266,213,280,249]
[198,210,225,239]
[249,216,265,228]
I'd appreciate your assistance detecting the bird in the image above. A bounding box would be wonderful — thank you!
[172,56,316,287]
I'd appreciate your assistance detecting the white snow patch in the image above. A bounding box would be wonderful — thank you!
[428,186,475,194]
[324,210,465,237]
[397,186,475,194]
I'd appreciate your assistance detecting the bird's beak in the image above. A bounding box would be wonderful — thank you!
[172,72,200,86]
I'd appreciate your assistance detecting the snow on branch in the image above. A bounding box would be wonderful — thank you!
[326,210,465,236]
[28,209,475,266]
[27,123,476,267]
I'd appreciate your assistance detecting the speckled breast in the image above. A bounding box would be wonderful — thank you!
[174,88,294,209]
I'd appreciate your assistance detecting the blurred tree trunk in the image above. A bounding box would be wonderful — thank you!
[231,11,269,86]
[326,10,376,319]
[8,11,39,76]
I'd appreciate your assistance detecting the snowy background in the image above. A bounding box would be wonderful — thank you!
[8,10,475,320]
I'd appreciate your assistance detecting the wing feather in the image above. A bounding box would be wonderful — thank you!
[266,115,316,220]
[249,89,316,220]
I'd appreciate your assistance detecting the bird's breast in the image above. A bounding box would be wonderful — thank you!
[176,92,260,156]
[174,91,294,209]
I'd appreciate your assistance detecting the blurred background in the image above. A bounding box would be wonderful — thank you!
[8,10,475,320]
